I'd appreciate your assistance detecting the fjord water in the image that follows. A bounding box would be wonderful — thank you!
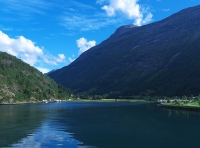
[0,102,200,148]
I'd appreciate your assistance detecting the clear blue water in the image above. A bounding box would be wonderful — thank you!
[0,102,200,148]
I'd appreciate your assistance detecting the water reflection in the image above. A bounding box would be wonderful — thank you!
[1,102,200,148]
[168,110,190,118]
[0,104,46,147]
[48,102,200,148]
[168,110,172,117]
[12,122,83,148]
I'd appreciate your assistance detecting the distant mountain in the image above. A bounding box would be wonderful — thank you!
[45,69,58,76]
[0,52,71,103]
[49,5,200,97]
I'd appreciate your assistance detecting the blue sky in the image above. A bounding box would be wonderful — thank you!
[0,0,199,73]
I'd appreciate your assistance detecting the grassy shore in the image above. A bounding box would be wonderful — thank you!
[64,99,148,102]
[0,98,148,105]
[158,102,200,112]
[182,102,200,107]
[161,102,200,107]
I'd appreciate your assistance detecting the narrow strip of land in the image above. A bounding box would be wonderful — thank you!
[157,101,200,111]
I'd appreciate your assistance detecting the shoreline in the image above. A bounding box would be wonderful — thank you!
[158,103,200,112]
[0,99,148,105]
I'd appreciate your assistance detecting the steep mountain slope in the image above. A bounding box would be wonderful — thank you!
[0,52,71,103]
[45,69,58,76]
[49,5,200,97]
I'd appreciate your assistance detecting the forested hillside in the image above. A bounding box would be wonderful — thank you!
[0,52,71,103]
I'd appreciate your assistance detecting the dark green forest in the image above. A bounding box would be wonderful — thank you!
[0,51,71,103]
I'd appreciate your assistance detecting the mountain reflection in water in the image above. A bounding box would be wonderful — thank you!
[0,102,200,148]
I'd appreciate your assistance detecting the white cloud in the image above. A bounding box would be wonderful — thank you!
[134,12,153,26]
[61,12,123,31]
[1,0,52,15]
[102,5,116,16]
[68,57,75,63]
[68,54,75,63]
[96,0,107,4]
[35,67,50,74]
[56,54,65,62]
[0,30,66,70]
[76,37,96,55]
[98,0,153,26]
[42,53,66,66]
[60,1,129,32]
[71,0,96,10]
[0,31,43,66]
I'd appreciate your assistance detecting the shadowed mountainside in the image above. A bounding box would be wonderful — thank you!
[49,5,200,97]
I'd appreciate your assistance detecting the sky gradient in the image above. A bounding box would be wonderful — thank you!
[0,0,199,73]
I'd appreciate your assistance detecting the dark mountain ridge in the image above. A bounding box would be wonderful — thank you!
[49,5,200,97]
[45,69,58,76]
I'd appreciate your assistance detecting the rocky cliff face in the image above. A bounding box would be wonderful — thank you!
[49,5,200,97]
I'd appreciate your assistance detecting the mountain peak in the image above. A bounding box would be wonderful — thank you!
[115,24,138,35]
[49,5,200,97]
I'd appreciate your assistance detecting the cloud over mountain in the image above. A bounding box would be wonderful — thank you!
[99,0,153,26]
[0,31,66,73]
[77,37,96,55]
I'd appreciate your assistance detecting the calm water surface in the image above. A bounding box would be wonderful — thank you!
[0,102,200,148]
